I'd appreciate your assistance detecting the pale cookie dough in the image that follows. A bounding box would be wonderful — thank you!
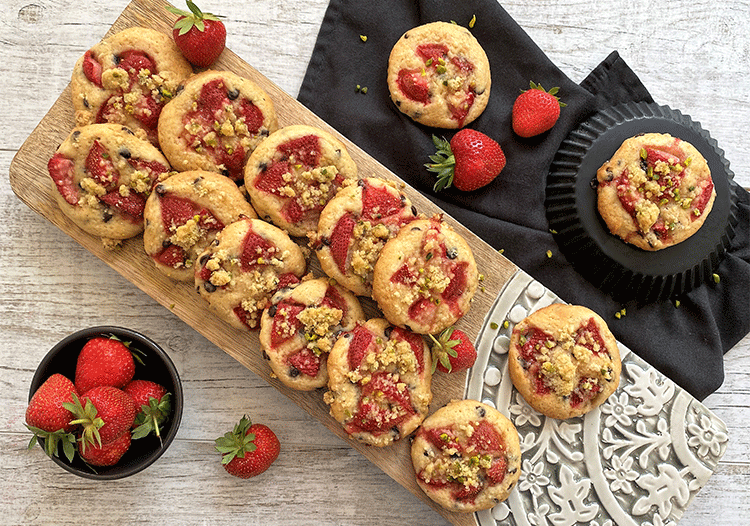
[71,27,193,145]
[507,303,621,419]
[372,216,479,335]
[411,400,521,513]
[143,170,257,281]
[259,278,364,390]
[596,132,715,251]
[387,21,491,128]
[244,124,358,237]
[314,177,418,297]
[47,123,170,243]
[158,70,279,182]
[324,318,432,447]
[195,217,306,331]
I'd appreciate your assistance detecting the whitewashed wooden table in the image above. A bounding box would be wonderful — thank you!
[1,1,748,524]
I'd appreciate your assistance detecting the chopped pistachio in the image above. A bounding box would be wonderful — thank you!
[359,34,367,42]
[546,250,553,258]
[490,322,499,330]
[469,14,477,28]
[713,273,721,284]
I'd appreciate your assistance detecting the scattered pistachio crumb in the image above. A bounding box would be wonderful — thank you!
[546,250,553,258]
[615,312,622,319]
[498,248,505,255]
[712,273,721,284]
[169,303,176,309]
[620,308,627,317]
[549,229,558,234]
[674,299,681,307]
[469,14,476,28]
[360,35,368,42]
[502,320,510,329]
[490,322,498,330]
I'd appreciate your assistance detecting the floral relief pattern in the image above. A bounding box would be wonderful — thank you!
[468,272,729,526]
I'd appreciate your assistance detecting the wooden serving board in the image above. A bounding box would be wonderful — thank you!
[8,0,517,523]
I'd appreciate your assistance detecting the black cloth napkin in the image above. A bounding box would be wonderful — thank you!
[298,0,750,400]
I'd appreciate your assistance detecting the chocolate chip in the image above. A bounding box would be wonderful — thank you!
[384,326,393,339]
[162,240,171,248]
[114,54,122,64]
[447,247,458,259]
[226,88,240,100]
[155,184,166,195]
[72,130,81,140]
[82,97,90,109]
[289,366,300,377]
[262,350,270,360]
[122,127,135,136]
[411,205,417,216]
[475,406,486,418]
[395,100,401,107]
[193,176,204,186]
[321,237,331,246]
[358,179,366,188]
[198,253,210,266]
[102,210,113,222]
[258,162,268,172]
[119,148,131,159]
[390,426,400,439]
[268,304,278,317]
[203,282,216,293]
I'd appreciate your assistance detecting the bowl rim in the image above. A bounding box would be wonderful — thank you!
[28,325,183,480]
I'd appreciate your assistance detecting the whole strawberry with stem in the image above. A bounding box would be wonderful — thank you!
[426,130,506,192]
[167,1,226,68]
[74,336,136,394]
[124,380,171,442]
[215,415,280,479]
[25,373,79,462]
[65,386,137,452]
[429,327,477,373]
[512,81,566,138]
[78,428,132,467]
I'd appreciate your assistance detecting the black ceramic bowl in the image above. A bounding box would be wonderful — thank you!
[28,326,183,480]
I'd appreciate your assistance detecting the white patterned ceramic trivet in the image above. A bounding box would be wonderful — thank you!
[466,270,728,526]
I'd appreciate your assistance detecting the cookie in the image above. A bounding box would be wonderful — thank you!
[411,400,521,513]
[71,27,193,145]
[596,133,715,251]
[259,278,364,390]
[195,217,307,331]
[324,318,432,447]
[507,304,621,419]
[47,123,170,243]
[157,70,279,182]
[143,170,257,281]
[314,177,418,296]
[244,124,358,237]
[372,216,479,335]
[387,21,491,129]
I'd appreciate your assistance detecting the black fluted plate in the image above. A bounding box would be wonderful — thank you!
[545,102,739,303]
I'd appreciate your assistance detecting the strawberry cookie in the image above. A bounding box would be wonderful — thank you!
[372,216,479,335]
[508,304,621,419]
[259,278,364,390]
[143,170,256,281]
[71,27,193,145]
[324,318,432,447]
[47,123,170,244]
[411,400,521,512]
[597,133,715,251]
[158,70,278,182]
[244,125,358,237]
[314,177,418,297]
[195,218,306,331]
[387,21,491,129]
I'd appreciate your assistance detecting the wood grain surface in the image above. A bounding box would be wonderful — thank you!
[1,1,748,525]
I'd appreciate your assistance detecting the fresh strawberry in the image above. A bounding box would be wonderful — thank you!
[117,50,156,80]
[287,348,321,378]
[74,336,136,394]
[215,415,280,479]
[511,81,566,138]
[167,1,226,68]
[100,191,147,221]
[65,387,137,451]
[78,428,132,467]
[25,374,79,461]
[429,327,477,373]
[47,153,79,205]
[426,130,506,192]
[397,68,430,104]
[124,380,172,441]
